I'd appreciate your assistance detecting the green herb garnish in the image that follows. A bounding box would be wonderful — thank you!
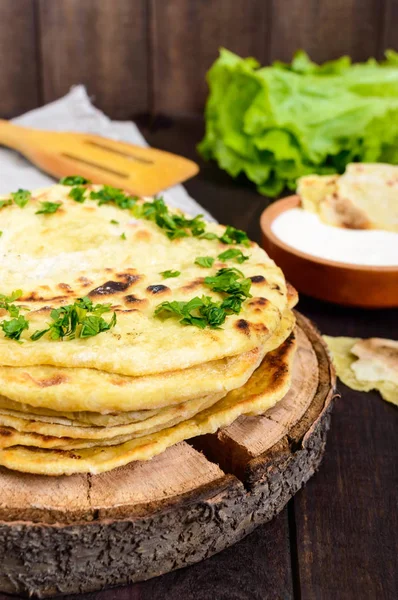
[134,197,207,240]
[1,315,29,341]
[0,199,12,209]
[0,231,2,237]
[90,186,137,210]
[30,297,117,341]
[60,175,91,186]
[120,232,126,240]
[160,270,181,279]
[68,186,86,203]
[36,201,62,215]
[219,225,250,247]
[154,268,252,329]
[218,248,249,264]
[205,267,252,314]
[204,267,249,294]
[199,232,218,240]
[11,189,31,208]
[155,295,226,329]
[0,290,24,317]
[0,290,29,340]
[195,256,215,268]
[110,219,119,225]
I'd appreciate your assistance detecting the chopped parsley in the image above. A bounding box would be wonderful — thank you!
[0,290,30,341]
[90,185,137,210]
[195,256,215,268]
[120,232,126,240]
[160,270,181,279]
[60,175,91,186]
[154,268,252,329]
[205,268,252,315]
[219,225,250,247]
[30,297,117,341]
[0,231,2,237]
[0,290,22,317]
[0,199,12,209]
[132,197,251,247]
[110,219,119,225]
[155,295,226,329]
[11,189,31,208]
[133,197,206,240]
[0,290,24,317]
[1,315,29,341]
[36,201,62,215]
[218,248,249,264]
[68,186,86,203]
[205,267,251,299]
[199,232,218,240]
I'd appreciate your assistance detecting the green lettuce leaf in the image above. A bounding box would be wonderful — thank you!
[198,49,398,197]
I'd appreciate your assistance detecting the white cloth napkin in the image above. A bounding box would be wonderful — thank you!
[0,85,213,220]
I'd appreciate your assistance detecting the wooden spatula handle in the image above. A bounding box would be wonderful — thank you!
[0,120,35,152]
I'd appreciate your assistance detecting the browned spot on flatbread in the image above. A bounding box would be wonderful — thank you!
[248,297,269,308]
[78,276,93,287]
[22,292,68,302]
[89,275,140,297]
[124,294,148,306]
[0,428,12,437]
[252,322,268,333]
[31,305,52,314]
[250,275,266,284]
[58,283,73,292]
[181,277,204,291]
[134,229,152,242]
[29,432,60,442]
[110,378,130,387]
[26,447,82,459]
[25,373,67,388]
[146,284,170,295]
[235,319,250,336]
[115,270,138,280]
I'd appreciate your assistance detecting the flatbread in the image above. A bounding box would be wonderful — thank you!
[298,163,398,232]
[335,164,398,232]
[0,393,223,449]
[0,308,295,412]
[0,185,289,376]
[297,174,338,213]
[0,332,297,475]
[0,396,161,427]
[323,335,398,405]
[0,310,296,440]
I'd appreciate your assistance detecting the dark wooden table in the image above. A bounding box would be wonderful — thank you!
[1,117,397,600]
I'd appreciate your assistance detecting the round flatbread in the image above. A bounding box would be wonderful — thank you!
[0,185,288,376]
[0,309,295,412]
[0,331,297,475]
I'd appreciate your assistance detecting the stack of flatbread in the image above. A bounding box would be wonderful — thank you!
[298,163,398,232]
[0,183,298,475]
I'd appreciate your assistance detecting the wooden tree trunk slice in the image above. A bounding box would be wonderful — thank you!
[0,312,336,598]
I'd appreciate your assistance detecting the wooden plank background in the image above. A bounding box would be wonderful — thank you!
[0,0,396,119]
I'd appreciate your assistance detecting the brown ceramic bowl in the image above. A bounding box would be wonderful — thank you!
[260,196,398,308]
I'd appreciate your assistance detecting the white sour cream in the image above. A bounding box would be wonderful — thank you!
[271,208,398,267]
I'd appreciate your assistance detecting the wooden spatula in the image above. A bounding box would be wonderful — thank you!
[0,119,199,196]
